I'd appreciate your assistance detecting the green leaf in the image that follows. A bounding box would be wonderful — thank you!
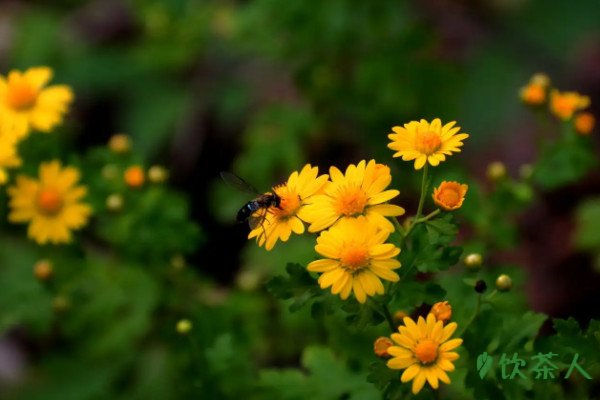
[266,263,321,312]
[259,346,379,400]
[574,198,600,250]
[424,214,458,244]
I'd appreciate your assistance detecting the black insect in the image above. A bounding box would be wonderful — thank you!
[220,172,282,231]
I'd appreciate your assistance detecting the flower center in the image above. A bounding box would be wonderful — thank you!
[7,81,39,111]
[340,245,369,272]
[36,188,64,216]
[415,131,442,155]
[271,186,301,218]
[335,187,367,216]
[414,339,438,364]
[438,188,460,207]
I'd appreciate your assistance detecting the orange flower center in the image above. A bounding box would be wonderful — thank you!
[36,188,64,216]
[7,81,39,111]
[414,339,438,364]
[271,188,301,218]
[437,187,460,207]
[335,187,367,216]
[340,245,369,271]
[415,131,442,155]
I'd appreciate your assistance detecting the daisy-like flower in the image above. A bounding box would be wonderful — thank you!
[388,119,469,170]
[549,90,590,121]
[432,181,468,211]
[307,216,401,303]
[301,160,404,233]
[248,164,328,250]
[387,314,463,394]
[0,66,74,139]
[0,129,22,184]
[8,160,92,244]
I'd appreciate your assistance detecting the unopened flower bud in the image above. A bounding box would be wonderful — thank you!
[393,310,409,325]
[574,112,595,135]
[430,301,452,323]
[108,134,131,153]
[475,280,487,294]
[106,194,124,212]
[148,165,169,183]
[487,162,507,181]
[176,319,193,335]
[52,296,70,313]
[519,164,534,180]
[102,164,119,180]
[373,337,394,358]
[124,165,145,188]
[464,253,483,270]
[34,259,53,281]
[171,254,186,270]
[495,274,512,291]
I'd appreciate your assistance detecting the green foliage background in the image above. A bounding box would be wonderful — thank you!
[0,0,599,399]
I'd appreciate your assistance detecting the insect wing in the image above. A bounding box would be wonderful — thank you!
[220,171,260,195]
[248,207,269,230]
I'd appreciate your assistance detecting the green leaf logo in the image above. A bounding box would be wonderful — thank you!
[477,352,493,379]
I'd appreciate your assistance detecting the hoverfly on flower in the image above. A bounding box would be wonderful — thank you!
[220,171,281,232]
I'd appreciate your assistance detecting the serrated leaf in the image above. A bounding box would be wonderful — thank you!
[265,263,321,312]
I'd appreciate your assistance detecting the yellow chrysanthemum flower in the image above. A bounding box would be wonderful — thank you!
[387,314,463,394]
[387,119,469,170]
[8,160,92,244]
[0,129,22,184]
[0,66,74,139]
[301,160,405,233]
[432,181,468,211]
[249,164,328,250]
[549,90,590,121]
[307,217,401,303]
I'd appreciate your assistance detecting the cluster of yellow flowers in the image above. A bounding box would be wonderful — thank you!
[248,118,469,304]
[0,66,87,245]
[243,118,470,394]
[520,73,595,134]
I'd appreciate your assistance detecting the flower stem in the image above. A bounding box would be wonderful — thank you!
[458,293,482,336]
[416,209,440,223]
[382,303,396,332]
[415,163,429,221]
[399,165,431,241]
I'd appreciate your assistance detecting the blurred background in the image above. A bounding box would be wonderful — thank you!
[1,0,599,398]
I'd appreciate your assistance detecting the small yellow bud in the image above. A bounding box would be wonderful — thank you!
[487,162,507,181]
[52,296,70,313]
[124,165,145,188]
[464,253,483,269]
[393,310,409,325]
[148,165,169,183]
[176,319,193,335]
[170,254,186,270]
[101,164,119,180]
[373,337,394,358]
[496,274,512,291]
[34,259,53,281]
[519,164,534,180]
[236,269,261,291]
[106,194,124,212]
[108,134,131,153]
[430,301,452,323]
[530,73,550,87]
